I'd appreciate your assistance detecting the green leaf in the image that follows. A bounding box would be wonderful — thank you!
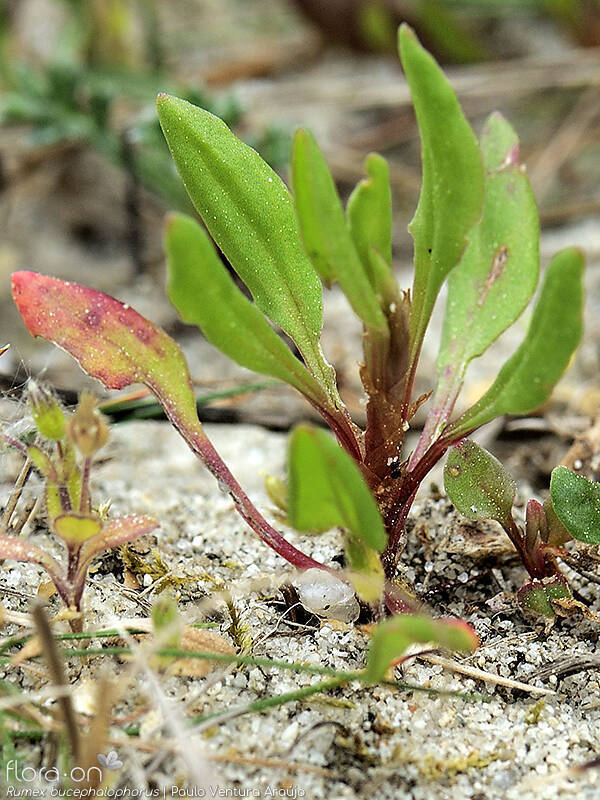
[480,111,519,171]
[415,114,539,458]
[550,466,600,544]
[444,440,516,527]
[517,576,571,618]
[442,120,537,388]
[441,113,538,365]
[447,247,585,437]
[165,213,328,406]
[54,513,102,545]
[291,129,387,332]
[366,615,478,683]
[346,153,394,294]
[398,25,485,360]
[156,94,334,390]
[288,426,385,552]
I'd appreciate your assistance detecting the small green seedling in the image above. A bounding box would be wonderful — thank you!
[1,383,157,630]
[10,27,584,630]
[445,441,600,617]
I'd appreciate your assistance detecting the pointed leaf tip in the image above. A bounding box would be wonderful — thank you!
[397,25,485,360]
[156,94,328,376]
[398,23,415,42]
[291,128,387,331]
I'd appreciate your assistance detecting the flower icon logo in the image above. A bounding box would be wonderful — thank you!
[97,751,123,770]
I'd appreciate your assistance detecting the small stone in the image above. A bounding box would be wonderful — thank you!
[292,569,359,623]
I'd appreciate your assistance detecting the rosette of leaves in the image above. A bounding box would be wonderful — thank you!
[0,384,156,630]
[10,27,583,630]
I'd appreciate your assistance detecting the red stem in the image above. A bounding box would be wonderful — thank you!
[314,403,363,463]
[167,410,330,572]
[381,435,456,578]
[79,456,92,513]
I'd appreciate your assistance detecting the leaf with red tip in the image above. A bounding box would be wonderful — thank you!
[12,271,200,425]
[517,575,571,618]
[366,614,478,682]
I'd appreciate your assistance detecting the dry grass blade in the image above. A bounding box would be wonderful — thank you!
[102,733,337,777]
[1,457,33,535]
[417,654,555,695]
[79,673,116,788]
[0,684,74,713]
[169,626,235,678]
[529,86,600,203]
[532,654,600,682]
[110,617,223,790]
[32,602,81,761]
[520,755,600,790]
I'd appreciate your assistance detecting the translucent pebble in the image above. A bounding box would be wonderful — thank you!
[292,568,359,623]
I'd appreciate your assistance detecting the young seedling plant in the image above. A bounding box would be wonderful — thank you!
[9,26,584,652]
[0,383,157,631]
[444,442,600,618]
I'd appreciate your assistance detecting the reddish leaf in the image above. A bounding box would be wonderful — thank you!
[517,575,571,618]
[11,272,199,429]
[11,272,331,573]
[78,515,158,573]
[0,534,60,572]
[0,535,66,598]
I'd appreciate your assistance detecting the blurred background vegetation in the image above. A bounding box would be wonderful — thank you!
[1,0,599,424]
